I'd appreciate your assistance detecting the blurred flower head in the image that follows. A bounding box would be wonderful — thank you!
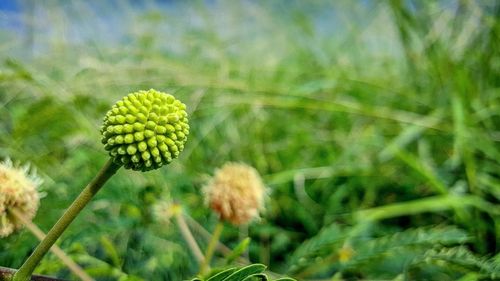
[152,200,181,225]
[101,89,190,172]
[203,162,265,225]
[0,159,41,237]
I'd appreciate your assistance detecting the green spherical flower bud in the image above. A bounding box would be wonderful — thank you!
[101,89,189,171]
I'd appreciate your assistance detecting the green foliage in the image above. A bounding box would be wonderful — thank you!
[224,238,251,266]
[193,264,295,281]
[419,246,500,279]
[0,0,499,280]
[287,225,477,278]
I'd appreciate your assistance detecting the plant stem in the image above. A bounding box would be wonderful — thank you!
[185,215,232,256]
[12,159,121,281]
[9,208,94,281]
[0,267,65,281]
[199,221,224,275]
[184,216,283,279]
[173,207,204,265]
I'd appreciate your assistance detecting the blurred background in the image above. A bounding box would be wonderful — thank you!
[0,0,499,280]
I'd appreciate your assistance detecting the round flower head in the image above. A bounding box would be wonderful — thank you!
[152,200,180,226]
[203,163,265,225]
[101,89,190,171]
[0,159,41,237]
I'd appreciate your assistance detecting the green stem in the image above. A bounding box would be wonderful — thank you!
[12,159,121,281]
[9,209,94,281]
[199,221,224,275]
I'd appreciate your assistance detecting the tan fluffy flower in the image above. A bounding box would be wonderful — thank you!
[203,163,265,225]
[0,159,41,237]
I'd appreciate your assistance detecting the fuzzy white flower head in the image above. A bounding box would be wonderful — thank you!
[152,200,180,225]
[0,159,41,237]
[203,162,265,225]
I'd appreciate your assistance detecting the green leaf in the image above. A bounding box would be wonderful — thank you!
[242,273,268,280]
[206,267,238,281]
[288,223,345,269]
[100,235,122,267]
[222,264,267,281]
[355,195,500,222]
[420,246,500,279]
[225,238,251,265]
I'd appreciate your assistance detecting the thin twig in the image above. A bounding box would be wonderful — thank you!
[173,207,204,266]
[184,214,232,255]
[0,266,66,281]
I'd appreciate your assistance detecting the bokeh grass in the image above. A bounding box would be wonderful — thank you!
[0,1,499,280]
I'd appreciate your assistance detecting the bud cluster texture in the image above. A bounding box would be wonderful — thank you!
[101,89,189,171]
